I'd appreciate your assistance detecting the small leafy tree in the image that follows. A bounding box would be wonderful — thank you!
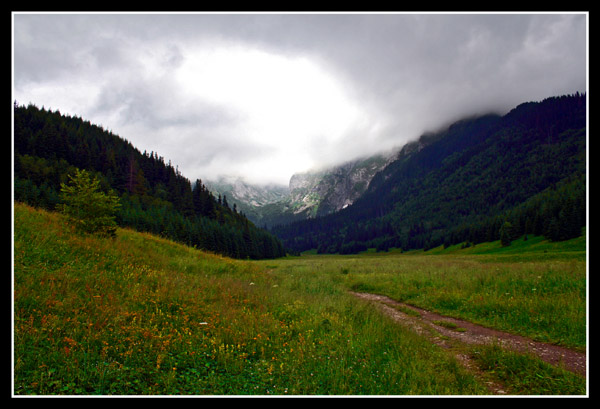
[59,168,120,237]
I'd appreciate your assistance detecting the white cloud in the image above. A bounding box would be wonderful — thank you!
[171,44,375,183]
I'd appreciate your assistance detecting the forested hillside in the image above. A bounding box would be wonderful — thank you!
[13,103,286,259]
[272,94,587,254]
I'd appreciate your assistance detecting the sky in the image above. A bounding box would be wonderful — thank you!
[12,12,588,186]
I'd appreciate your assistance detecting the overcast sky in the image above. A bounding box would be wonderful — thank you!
[12,12,587,186]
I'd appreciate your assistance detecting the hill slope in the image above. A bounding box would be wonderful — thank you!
[13,103,285,259]
[272,94,586,254]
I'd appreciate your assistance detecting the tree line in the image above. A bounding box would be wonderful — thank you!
[13,102,286,259]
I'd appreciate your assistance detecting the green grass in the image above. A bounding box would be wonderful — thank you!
[432,321,466,332]
[14,203,493,396]
[426,233,587,262]
[470,344,586,395]
[13,203,587,395]
[253,240,587,395]
[284,237,586,351]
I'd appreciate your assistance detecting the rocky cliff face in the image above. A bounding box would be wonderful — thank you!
[205,176,289,223]
[222,177,289,207]
[206,140,439,227]
[287,152,397,218]
[207,150,400,227]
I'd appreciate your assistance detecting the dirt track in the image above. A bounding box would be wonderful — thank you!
[351,292,586,394]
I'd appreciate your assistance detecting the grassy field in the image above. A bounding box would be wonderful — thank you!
[13,203,587,395]
[283,235,587,351]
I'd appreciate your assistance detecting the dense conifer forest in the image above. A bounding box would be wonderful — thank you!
[13,103,286,259]
[271,94,587,254]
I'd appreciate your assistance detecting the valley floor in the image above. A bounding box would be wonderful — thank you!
[13,203,587,396]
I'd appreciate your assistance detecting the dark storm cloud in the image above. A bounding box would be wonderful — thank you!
[13,12,587,185]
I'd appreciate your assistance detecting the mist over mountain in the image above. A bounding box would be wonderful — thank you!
[205,176,289,223]
[207,150,398,228]
[270,93,586,254]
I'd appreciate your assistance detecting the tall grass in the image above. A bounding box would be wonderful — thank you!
[14,203,488,395]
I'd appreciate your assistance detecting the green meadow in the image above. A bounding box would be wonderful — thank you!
[13,203,587,395]
[282,234,587,351]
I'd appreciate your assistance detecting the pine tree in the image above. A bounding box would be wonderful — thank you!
[59,168,121,237]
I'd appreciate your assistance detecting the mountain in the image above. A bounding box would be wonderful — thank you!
[205,176,289,223]
[209,152,398,228]
[271,93,587,254]
[287,152,398,217]
[13,103,286,260]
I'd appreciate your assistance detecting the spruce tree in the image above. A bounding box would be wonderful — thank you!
[59,168,121,237]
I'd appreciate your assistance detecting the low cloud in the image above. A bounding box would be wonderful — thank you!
[13,13,587,185]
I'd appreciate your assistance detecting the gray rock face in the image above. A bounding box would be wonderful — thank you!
[207,150,400,227]
[226,177,289,207]
[287,153,396,217]
[205,176,289,221]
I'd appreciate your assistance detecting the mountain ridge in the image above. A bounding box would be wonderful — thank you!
[271,93,586,254]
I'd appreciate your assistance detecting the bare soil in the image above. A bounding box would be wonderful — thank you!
[351,292,586,395]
